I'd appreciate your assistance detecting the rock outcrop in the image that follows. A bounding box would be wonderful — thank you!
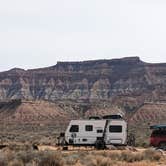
[1,56,166,105]
[1,56,166,144]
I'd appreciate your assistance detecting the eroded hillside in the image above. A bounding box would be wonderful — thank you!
[1,56,166,106]
[0,57,166,145]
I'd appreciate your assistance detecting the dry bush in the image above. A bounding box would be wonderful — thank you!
[0,149,16,165]
[91,151,143,163]
[8,159,24,166]
[86,155,116,166]
[89,149,164,163]
[16,150,64,166]
[120,151,143,162]
[90,151,121,161]
[7,144,33,152]
[0,154,7,166]
[63,151,91,166]
[1,149,64,166]
[37,150,64,166]
[64,152,80,165]
[112,149,163,163]
[3,149,15,161]
[108,152,121,161]
[16,150,36,164]
[116,161,157,166]
[143,149,162,161]
[0,146,164,166]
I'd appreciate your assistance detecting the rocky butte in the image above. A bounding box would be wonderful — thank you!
[0,56,166,136]
[0,56,166,103]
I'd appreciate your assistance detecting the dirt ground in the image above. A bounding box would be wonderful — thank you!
[0,144,166,166]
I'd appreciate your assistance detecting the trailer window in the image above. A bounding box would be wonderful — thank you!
[97,129,103,133]
[109,125,122,133]
[69,125,79,132]
[85,125,93,131]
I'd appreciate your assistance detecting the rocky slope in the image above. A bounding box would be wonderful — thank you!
[1,56,166,104]
[0,57,166,124]
[0,100,79,125]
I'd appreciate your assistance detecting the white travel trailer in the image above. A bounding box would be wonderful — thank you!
[64,115,127,149]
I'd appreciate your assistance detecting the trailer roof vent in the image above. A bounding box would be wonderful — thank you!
[102,114,123,120]
[89,116,101,120]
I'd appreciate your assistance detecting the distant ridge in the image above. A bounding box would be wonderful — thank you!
[0,56,165,103]
[0,56,166,142]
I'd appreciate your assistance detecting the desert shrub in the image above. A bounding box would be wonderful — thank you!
[86,156,115,166]
[90,151,108,157]
[8,159,24,166]
[143,149,161,161]
[0,154,7,166]
[3,149,15,161]
[16,150,36,163]
[37,150,64,166]
[65,158,78,165]
[108,152,121,161]
[11,149,64,166]
[120,151,143,162]
[64,152,80,165]
[114,148,162,163]
[18,150,63,165]
[0,146,164,166]
[116,161,156,166]
[8,144,33,152]
[91,151,121,161]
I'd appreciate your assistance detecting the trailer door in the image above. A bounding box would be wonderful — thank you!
[106,121,127,145]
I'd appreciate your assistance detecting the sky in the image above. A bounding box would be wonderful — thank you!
[1,0,166,71]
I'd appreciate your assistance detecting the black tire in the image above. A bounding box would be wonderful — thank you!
[95,140,105,150]
[159,142,166,150]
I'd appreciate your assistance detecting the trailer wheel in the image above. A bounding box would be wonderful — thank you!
[95,140,105,150]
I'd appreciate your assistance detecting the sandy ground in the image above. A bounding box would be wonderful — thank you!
[38,145,166,156]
